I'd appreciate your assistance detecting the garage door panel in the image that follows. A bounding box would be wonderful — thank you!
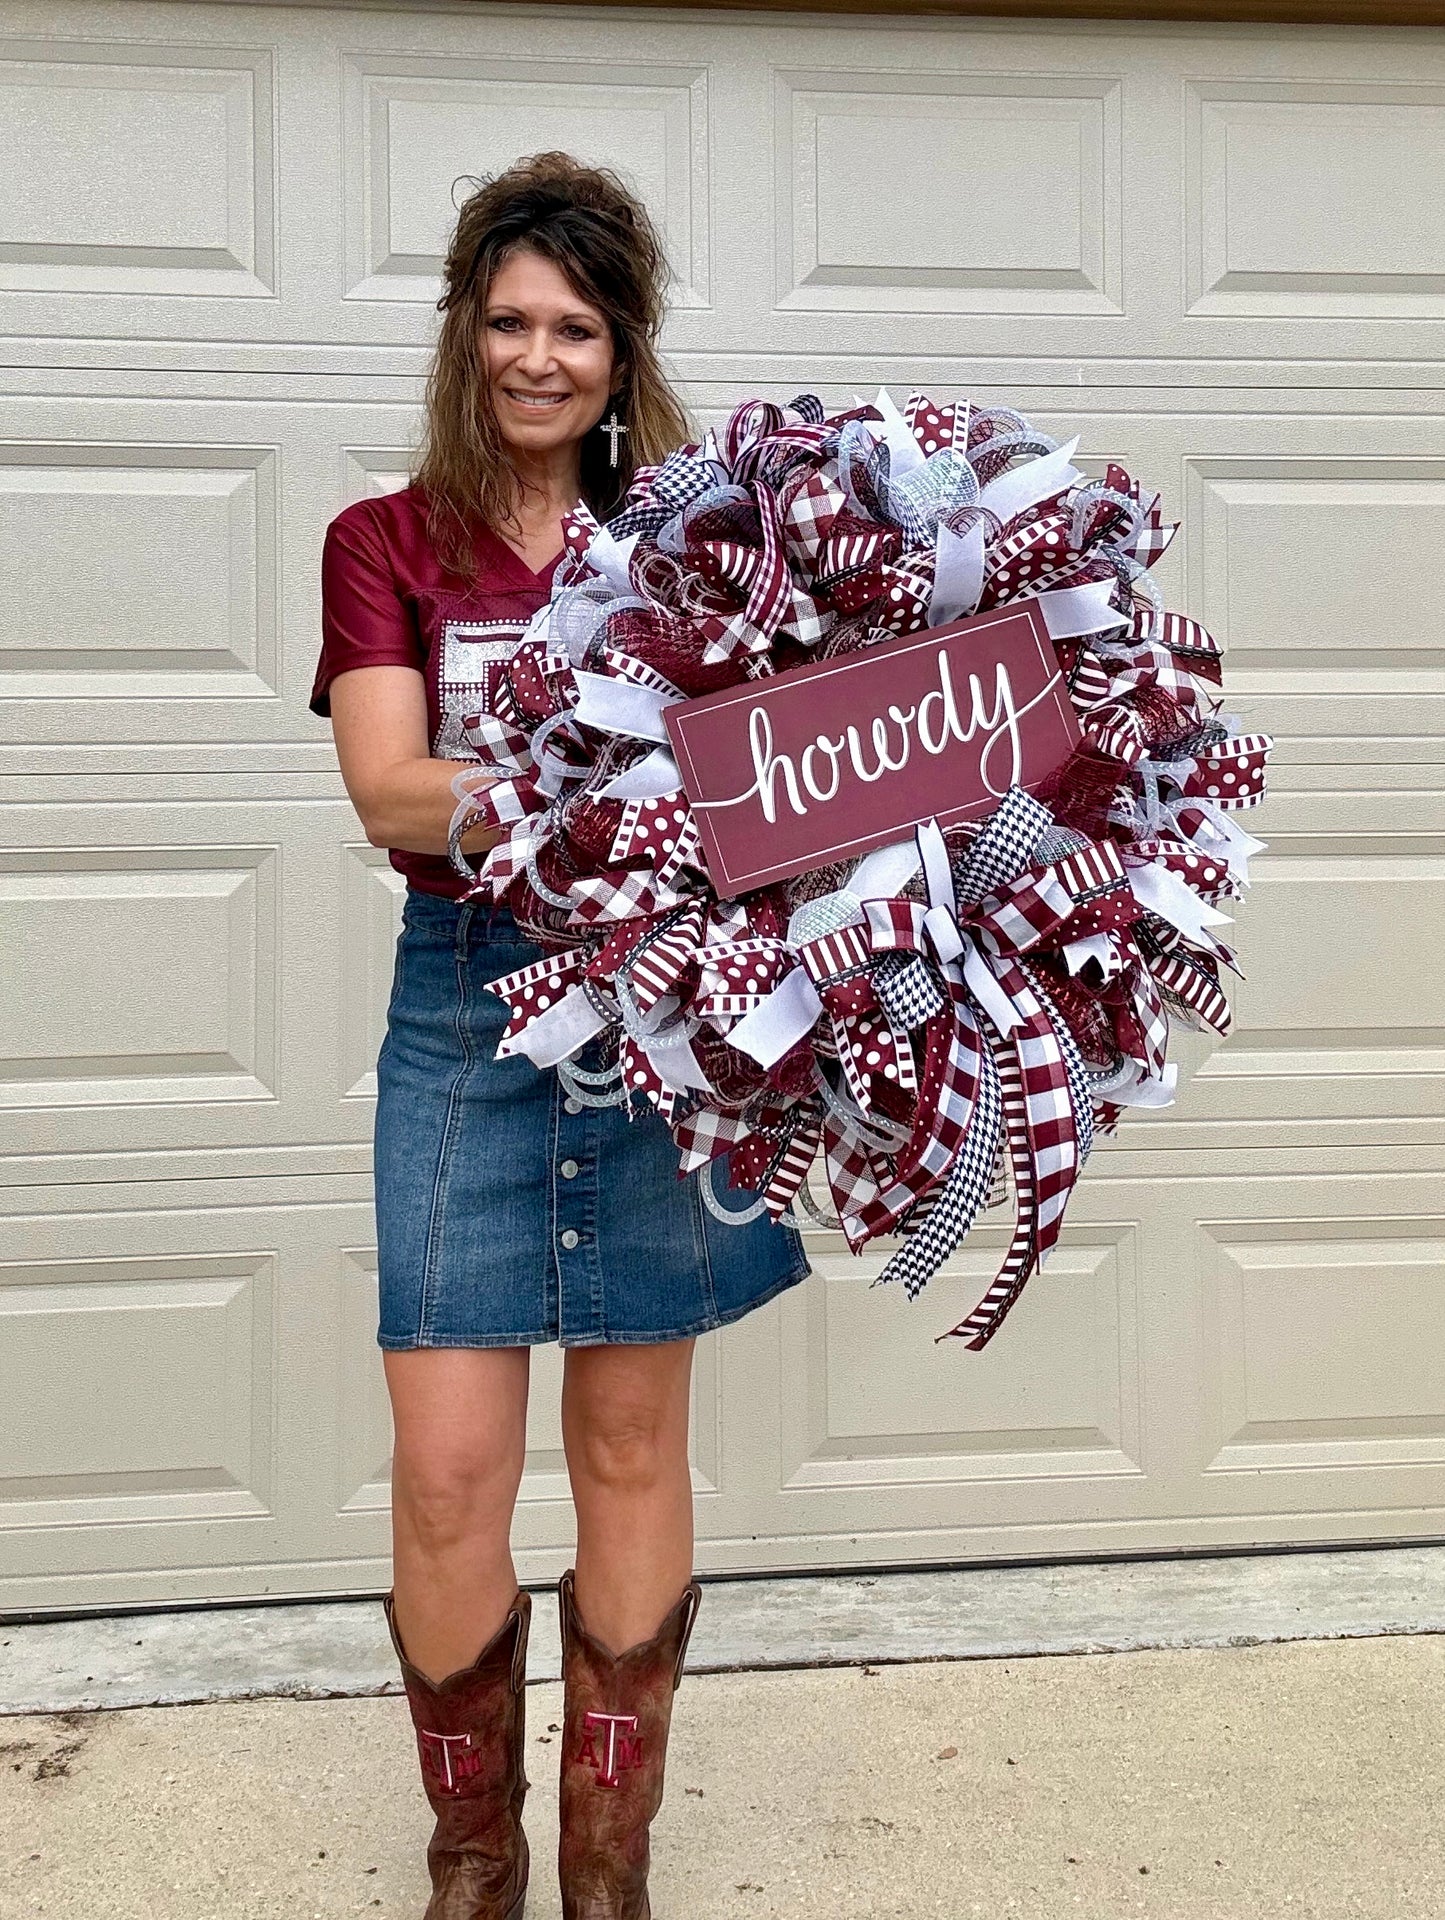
[1133,838,1445,1137]
[0,843,276,1113]
[0,33,275,300]
[0,395,411,746]
[0,442,277,696]
[1205,855,1442,1062]
[0,1248,274,1529]
[0,801,366,1161]
[0,1193,351,1605]
[1200,1219,1445,1476]
[776,1222,1144,1490]
[342,52,710,309]
[1185,78,1445,320]
[1185,457,1445,677]
[772,66,1123,317]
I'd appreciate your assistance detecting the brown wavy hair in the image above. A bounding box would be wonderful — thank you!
[415,151,690,578]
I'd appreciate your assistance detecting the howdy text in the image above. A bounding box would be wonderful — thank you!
[713,650,1044,824]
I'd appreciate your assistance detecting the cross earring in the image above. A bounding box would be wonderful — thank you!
[600,408,628,469]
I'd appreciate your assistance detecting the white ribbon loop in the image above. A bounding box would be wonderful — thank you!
[1190,799,1268,882]
[916,817,1026,1033]
[597,746,683,800]
[497,984,609,1068]
[915,820,967,969]
[923,905,965,965]
[850,836,924,900]
[978,435,1083,525]
[872,386,927,476]
[930,517,987,624]
[1128,861,1233,943]
[727,966,824,1070]
[641,1027,712,1094]
[584,528,641,595]
[961,938,1025,1035]
[1030,578,1125,641]
[570,670,679,744]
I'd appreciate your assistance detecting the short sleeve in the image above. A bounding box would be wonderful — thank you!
[310,506,425,717]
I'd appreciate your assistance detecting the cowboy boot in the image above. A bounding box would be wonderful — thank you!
[384,1589,531,1920]
[557,1568,702,1920]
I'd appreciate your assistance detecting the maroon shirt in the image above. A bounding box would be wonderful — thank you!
[312,484,561,898]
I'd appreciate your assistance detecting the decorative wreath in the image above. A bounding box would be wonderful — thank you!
[447,392,1271,1351]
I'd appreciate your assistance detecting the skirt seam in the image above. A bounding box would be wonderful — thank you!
[417,901,477,1342]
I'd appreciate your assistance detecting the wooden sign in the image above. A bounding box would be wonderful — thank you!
[663,600,1081,894]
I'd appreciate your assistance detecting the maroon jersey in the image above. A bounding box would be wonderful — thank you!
[312,484,561,898]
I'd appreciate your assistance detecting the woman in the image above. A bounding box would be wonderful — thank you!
[311,153,809,1920]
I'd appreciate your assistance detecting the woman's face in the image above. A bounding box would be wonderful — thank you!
[481,248,617,465]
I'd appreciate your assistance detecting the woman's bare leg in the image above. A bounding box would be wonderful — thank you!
[384,1346,532,1682]
[560,1338,697,1650]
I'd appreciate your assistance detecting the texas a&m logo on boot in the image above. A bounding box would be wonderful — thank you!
[417,1728,487,1794]
[573,1710,644,1788]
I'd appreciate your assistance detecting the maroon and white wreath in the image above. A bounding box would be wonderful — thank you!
[445,391,1271,1351]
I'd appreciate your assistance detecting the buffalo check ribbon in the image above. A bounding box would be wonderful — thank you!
[859,810,1124,1338]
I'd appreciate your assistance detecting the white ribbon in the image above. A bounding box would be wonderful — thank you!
[978,435,1083,526]
[960,937,1025,1034]
[1189,799,1267,883]
[583,528,640,596]
[1029,578,1126,642]
[1139,771,1194,838]
[727,965,824,1070]
[571,670,678,745]
[871,386,926,476]
[1104,1061,1178,1109]
[497,984,609,1068]
[850,836,924,900]
[597,746,683,801]
[913,817,959,929]
[930,517,986,624]
[1063,931,1127,981]
[1128,861,1233,944]
[529,711,587,799]
[916,820,964,964]
[916,819,1026,1034]
[636,1012,713,1093]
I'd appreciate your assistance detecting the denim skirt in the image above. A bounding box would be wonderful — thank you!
[373,885,810,1348]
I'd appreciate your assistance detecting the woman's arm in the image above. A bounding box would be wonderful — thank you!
[328,664,502,857]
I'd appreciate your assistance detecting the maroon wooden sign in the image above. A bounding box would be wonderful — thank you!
[663,600,1080,894]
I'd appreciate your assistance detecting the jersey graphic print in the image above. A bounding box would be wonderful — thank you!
[432,617,529,759]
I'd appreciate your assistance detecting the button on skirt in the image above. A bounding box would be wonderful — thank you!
[373,886,811,1348]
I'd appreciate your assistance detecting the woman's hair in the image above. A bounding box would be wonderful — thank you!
[415,150,689,577]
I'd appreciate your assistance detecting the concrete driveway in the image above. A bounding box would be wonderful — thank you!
[4,1631,1442,1920]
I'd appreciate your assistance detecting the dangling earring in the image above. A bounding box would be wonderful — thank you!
[600,406,628,470]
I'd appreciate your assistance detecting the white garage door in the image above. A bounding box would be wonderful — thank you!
[3,0,1442,1611]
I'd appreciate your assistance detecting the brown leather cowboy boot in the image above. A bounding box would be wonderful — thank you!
[384,1589,531,1920]
[557,1567,702,1920]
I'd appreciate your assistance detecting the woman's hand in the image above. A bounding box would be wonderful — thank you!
[328,664,503,857]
